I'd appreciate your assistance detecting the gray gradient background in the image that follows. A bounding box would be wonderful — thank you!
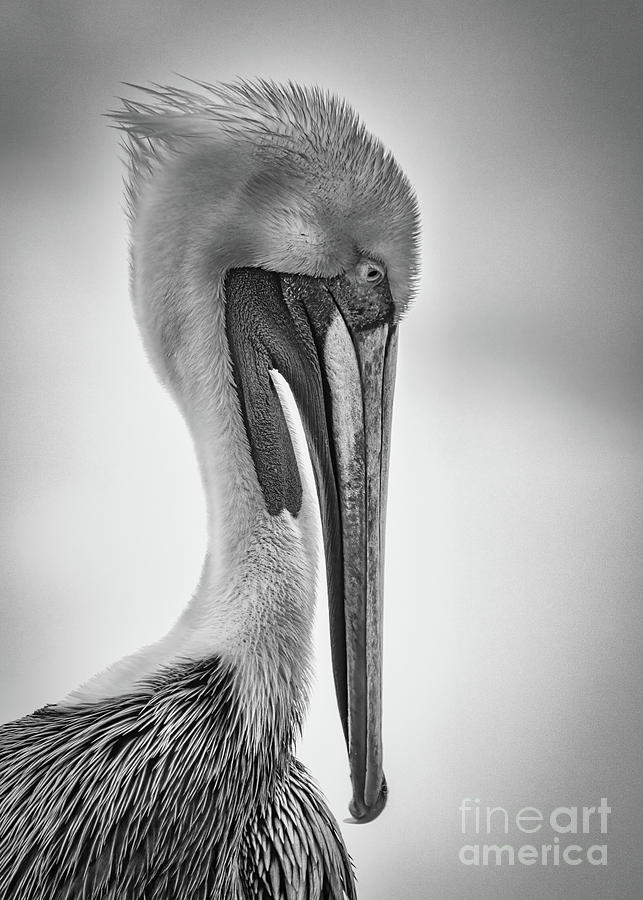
[1,1,641,898]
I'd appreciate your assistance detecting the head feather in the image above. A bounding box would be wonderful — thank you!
[109,77,420,308]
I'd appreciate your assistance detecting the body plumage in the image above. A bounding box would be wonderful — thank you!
[1,659,354,897]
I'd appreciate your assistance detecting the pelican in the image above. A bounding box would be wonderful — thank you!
[0,79,419,898]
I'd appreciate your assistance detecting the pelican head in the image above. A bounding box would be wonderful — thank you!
[113,79,419,822]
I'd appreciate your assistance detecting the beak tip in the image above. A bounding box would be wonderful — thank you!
[347,776,388,824]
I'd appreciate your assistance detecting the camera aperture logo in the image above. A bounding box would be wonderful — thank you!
[458,798,610,867]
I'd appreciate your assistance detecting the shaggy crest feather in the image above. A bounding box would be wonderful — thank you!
[110,77,420,310]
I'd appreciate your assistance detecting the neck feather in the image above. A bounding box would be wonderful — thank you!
[65,289,321,739]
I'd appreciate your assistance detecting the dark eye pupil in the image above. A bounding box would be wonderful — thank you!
[357,259,385,285]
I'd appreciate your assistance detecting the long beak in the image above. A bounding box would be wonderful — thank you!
[282,272,397,823]
[225,268,397,822]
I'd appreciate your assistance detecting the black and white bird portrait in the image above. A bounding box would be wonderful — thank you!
[2,3,641,899]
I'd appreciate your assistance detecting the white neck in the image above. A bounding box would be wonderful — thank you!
[64,315,322,719]
[64,161,324,714]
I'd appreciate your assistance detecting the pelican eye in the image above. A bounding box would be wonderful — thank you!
[356,259,386,286]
